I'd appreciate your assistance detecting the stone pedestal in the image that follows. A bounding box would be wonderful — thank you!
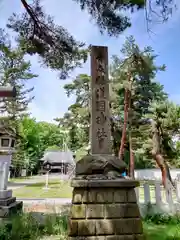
[0,190,22,218]
[0,157,23,218]
[69,179,144,240]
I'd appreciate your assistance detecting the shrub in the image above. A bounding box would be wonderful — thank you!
[144,213,180,225]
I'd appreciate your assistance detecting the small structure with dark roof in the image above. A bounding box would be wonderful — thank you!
[40,150,75,174]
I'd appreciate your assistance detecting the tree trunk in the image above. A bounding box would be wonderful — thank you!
[127,85,134,178]
[110,117,119,157]
[151,120,174,188]
[118,88,129,160]
[129,135,135,178]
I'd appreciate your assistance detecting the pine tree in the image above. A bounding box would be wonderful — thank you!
[110,36,167,177]
[0,44,38,125]
[0,43,38,171]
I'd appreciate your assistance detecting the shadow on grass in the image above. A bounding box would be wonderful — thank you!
[25,182,62,188]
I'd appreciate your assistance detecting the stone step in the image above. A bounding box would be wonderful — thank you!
[0,201,23,218]
[0,197,16,206]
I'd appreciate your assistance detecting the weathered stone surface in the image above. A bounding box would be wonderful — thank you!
[106,235,144,240]
[75,154,126,177]
[114,190,127,203]
[124,204,140,218]
[96,219,115,235]
[127,189,137,203]
[68,220,78,236]
[104,204,140,219]
[115,219,143,235]
[71,205,86,219]
[72,189,83,203]
[86,204,104,219]
[71,179,139,188]
[0,197,16,206]
[88,190,97,203]
[97,189,113,203]
[85,189,114,203]
[0,190,12,199]
[0,201,22,218]
[105,204,125,218]
[72,189,89,203]
[78,220,96,235]
[68,179,144,239]
[69,237,105,240]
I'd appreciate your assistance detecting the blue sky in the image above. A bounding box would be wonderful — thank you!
[0,0,180,122]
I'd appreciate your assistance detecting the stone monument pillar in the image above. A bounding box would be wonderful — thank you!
[68,46,144,239]
[90,46,111,155]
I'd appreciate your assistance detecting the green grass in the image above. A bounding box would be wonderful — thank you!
[13,180,72,198]
[0,213,68,240]
[12,179,168,200]
[144,223,180,239]
[9,176,32,183]
[0,213,180,240]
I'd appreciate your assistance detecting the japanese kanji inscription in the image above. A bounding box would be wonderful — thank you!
[90,46,111,154]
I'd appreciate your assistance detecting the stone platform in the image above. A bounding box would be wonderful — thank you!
[68,179,144,240]
[0,190,22,218]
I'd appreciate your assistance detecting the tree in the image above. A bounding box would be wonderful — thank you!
[110,36,167,177]
[55,74,90,149]
[14,116,67,175]
[37,121,65,151]
[16,116,42,173]
[109,36,180,187]
[0,0,174,80]
[0,43,37,127]
[5,0,146,78]
[147,101,180,187]
[0,41,38,173]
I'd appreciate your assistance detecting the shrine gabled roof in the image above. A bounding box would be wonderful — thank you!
[40,150,75,165]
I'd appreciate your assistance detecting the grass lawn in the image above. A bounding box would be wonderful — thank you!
[12,180,170,200]
[144,223,180,239]
[12,180,164,200]
[13,180,72,198]
[9,176,32,183]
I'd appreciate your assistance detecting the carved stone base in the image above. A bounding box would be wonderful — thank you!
[0,190,12,199]
[0,190,23,218]
[68,179,144,240]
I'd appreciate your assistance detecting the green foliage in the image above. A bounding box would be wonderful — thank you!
[54,36,180,169]
[7,0,88,79]
[0,0,176,80]
[11,116,67,174]
[145,213,180,225]
[146,101,180,166]
[0,43,37,124]
[5,0,160,78]
[0,211,179,240]
[110,36,168,165]
[0,213,68,240]
[55,74,90,150]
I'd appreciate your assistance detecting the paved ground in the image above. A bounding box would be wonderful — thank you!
[8,173,70,190]
[8,174,72,209]
[17,198,71,205]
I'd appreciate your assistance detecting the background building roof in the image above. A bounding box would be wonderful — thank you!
[40,150,75,165]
